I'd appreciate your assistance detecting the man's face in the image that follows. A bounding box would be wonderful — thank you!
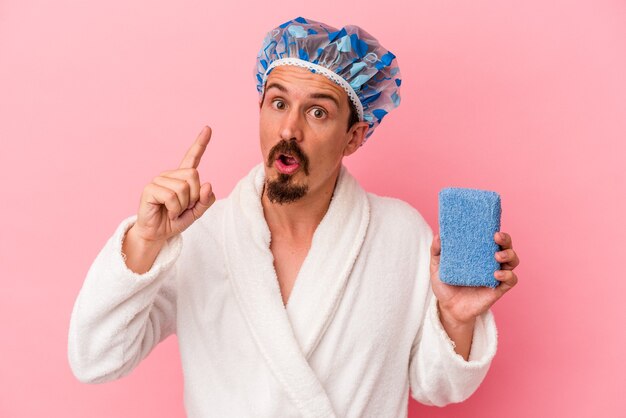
[259,65,366,204]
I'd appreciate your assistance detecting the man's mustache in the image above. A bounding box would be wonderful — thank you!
[267,139,310,175]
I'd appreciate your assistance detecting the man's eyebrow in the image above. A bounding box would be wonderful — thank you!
[309,92,340,108]
[265,82,287,93]
[265,82,340,108]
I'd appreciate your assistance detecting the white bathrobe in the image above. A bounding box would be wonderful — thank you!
[68,162,498,418]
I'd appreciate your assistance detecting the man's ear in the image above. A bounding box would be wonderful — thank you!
[343,122,369,157]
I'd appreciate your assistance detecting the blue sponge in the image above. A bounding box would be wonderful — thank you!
[438,187,502,288]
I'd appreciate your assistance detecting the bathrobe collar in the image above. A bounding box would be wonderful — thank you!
[222,162,370,418]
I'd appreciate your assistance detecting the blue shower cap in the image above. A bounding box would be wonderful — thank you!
[254,16,402,143]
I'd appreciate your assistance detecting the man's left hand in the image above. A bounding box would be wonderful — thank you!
[430,231,520,325]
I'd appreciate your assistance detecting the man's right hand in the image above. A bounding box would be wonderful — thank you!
[122,126,216,273]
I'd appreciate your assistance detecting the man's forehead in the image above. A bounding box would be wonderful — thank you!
[264,66,347,102]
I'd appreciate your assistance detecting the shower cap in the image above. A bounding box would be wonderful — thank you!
[254,16,402,143]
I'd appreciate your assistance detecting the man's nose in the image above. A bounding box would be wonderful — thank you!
[279,107,304,142]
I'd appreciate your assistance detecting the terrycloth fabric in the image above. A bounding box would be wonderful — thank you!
[438,187,502,288]
[68,163,498,418]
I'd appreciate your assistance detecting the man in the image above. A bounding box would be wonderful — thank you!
[68,17,519,417]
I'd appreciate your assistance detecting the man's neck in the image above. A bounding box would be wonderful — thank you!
[261,173,339,242]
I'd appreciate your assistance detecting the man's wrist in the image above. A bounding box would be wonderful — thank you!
[436,299,476,360]
[437,300,477,329]
[121,225,165,273]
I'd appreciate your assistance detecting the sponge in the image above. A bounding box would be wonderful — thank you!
[438,187,502,288]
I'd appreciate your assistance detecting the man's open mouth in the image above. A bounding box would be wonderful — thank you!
[275,153,301,174]
[279,154,299,165]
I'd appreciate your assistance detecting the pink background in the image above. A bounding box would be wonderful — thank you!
[1,1,624,417]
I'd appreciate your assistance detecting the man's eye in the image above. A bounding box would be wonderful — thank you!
[309,108,327,119]
[272,99,286,110]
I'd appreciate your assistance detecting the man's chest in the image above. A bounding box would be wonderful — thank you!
[270,239,311,307]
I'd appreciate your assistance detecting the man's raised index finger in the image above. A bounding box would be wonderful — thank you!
[179,126,212,169]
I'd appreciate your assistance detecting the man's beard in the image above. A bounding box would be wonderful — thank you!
[265,173,308,204]
[265,139,310,204]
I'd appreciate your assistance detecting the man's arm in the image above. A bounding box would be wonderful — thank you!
[68,126,215,384]
[407,221,503,406]
[122,224,165,274]
[437,300,475,361]
[408,291,498,406]
[68,215,181,383]
[428,231,520,362]
[408,230,519,405]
